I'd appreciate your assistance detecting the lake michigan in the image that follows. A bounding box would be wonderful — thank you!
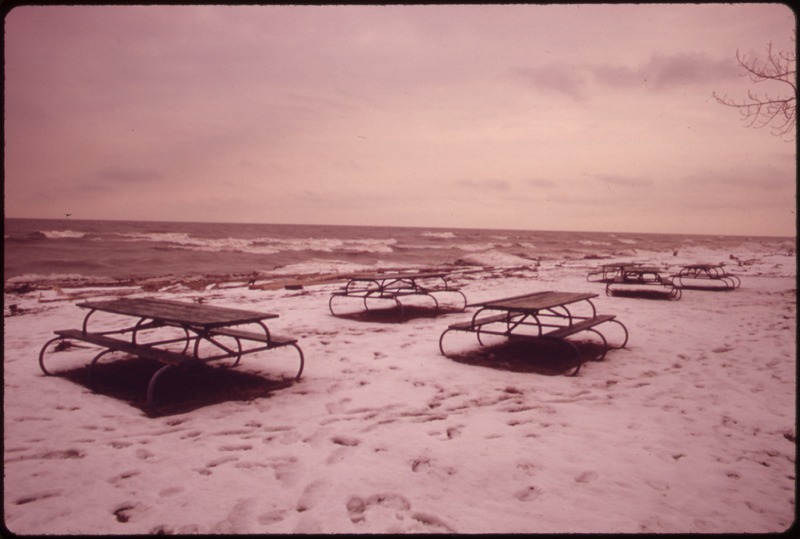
[4,218,795,287]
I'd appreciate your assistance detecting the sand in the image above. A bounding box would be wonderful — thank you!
[3,255,796,534]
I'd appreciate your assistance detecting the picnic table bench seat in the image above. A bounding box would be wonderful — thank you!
[446,313,509,330]
[45,329,199,370]
[671,264,741,290]
[443,313,619,340]
[605,267,682,300]
[39,324,304,415]
[439,300,628,377]
[586,263,643,283]
[329,271,467,316]
[538,314,618,339]
[330,282,464,296]
[207,326,299,348]
[43,328,303,370]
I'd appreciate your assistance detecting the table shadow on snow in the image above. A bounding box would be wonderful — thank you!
[58,358,295,417]
[332,304,465,323]
[606,289,677,300]
[446,338,608,376]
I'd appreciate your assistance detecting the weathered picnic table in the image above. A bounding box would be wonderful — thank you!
[438,291,628,375]
[328,271,467,317]
[672,263,741,290]
[38,297,304,414]
[586,262,643,283]
[605,265,682,300]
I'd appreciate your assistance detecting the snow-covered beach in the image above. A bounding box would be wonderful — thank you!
[3,250,796,534]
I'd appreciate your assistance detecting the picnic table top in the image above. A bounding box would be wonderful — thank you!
[599,262,643,268]
[468,291,597,312]
[77,297,279,328]
[621,265,668,274]
[680,263,725,270]
[342,271,451,282]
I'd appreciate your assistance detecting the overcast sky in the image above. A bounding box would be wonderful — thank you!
[4,4,796,236]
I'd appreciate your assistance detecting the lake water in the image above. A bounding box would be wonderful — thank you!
[4,218,794,287]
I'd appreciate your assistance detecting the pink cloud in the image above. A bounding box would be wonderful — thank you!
[515,63,589,101]
[518,52,738,100]
[640,53,736,90]
[457,179,511,191]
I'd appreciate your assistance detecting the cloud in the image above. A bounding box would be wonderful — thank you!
[592,52,735,90]
[590,64,642,88]
[515,63,589,101]
[639,52,736,90]
[94,166,162,184]
[77,167,164,195]
[526,178,556,189]
[593,173,653,188]
[456,179,511,191]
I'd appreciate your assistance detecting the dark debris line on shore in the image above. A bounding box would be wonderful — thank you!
[1,264,545,309]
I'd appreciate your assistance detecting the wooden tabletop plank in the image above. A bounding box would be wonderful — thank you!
[623,266,666,273]
[470,291,597,312]
[77,298,279,328]
[345,271,449,281]
[681,263,723,269]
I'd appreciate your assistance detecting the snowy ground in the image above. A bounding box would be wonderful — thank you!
[3,254,796,534]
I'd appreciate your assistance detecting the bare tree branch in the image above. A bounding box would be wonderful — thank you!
[713,38,796,140]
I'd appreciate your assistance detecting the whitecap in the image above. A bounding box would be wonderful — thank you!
[114,232,397,255]
[38,230,87,239]
[421,231,457,239]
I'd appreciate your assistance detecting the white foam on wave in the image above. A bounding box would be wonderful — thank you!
[268,258,410,276]
[116,232,397,255]
[421,231,457,239]
[579,239,612,246]
[396,241,510,253]
[162,238,282,255]
[6,272,109,284]
[39,229,87,239]
[455,250,539,268]
[455,242,515,252]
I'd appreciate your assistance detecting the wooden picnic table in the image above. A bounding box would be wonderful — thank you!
[329,270,466,317]
[605,265,682,300]
[38,297,304,414]
[673,263,741,290]
[439,291,628,375]
[586,262,643,283]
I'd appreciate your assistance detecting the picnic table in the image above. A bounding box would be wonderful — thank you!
[438,291,628,375]
[586,262,643,283]
[328,271,466,317]
[38,297,304,414]
[672,263,741,290]
[605,265,682,300]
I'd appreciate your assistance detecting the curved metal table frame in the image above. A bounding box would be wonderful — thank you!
[587,262,643,283]
[673,264,741,290]
[605,267,682,300]
[329,272,467,317]
[439,291,629,376]
[38,298,304,414]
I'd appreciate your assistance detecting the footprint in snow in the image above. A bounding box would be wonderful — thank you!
[513,485,542,502]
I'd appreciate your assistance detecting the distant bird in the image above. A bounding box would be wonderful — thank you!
[66,213,72,217]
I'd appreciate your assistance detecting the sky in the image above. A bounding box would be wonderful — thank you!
[3,3,797,237]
